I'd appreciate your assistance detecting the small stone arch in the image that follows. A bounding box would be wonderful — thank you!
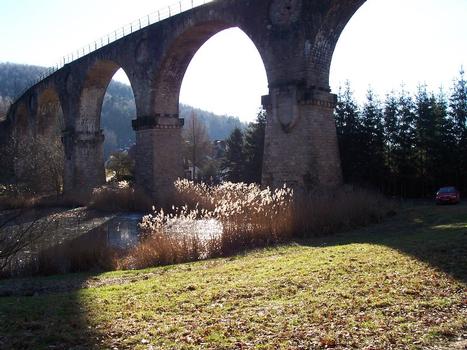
[65,59,139,198]
[12,102,30,141]
[78,60,135,133]
[36,86,65,138]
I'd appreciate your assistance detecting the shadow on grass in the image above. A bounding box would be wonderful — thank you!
[300,203,467,285]
[0,273,104,349]
[0,212,122,349]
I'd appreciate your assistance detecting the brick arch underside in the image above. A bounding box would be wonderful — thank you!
[306,0,367,89]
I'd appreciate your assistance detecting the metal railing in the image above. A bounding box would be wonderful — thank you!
[14,0,213,102]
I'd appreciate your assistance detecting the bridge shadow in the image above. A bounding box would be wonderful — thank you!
[298,204,467,285]
[0,273,105,349]
[0,210,122,349]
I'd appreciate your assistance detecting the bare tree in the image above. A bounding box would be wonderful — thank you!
[0,211,57,272]
[183,111,212,180]
[10,133,64,196]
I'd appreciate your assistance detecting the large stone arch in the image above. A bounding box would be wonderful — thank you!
[25,86,67,194]
[151,21,270,116]
[132,18,273,204]
[10,103,30,190]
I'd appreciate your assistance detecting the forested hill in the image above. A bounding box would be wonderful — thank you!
[0,62,245,157]
[0,63,48,121]
[0,62,47,98]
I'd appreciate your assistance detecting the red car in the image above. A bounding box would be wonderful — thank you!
[436,187,460,204]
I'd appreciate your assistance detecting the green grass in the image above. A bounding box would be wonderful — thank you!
[0,204,466,349]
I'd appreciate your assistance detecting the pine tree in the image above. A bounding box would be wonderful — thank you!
[335,81,362,183]
[382,91,400,194]
[395,87,417,197]
[222,128,245,182]
[449,68,467,191]
[431,90,455,188]
[243,109,266,184]
[450,68,467,142]
[414,84,435,195]
[360,88,385,188]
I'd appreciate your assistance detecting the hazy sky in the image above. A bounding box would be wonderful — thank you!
[1,0,466,122]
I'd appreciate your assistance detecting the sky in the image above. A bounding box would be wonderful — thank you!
[0,0,466,122]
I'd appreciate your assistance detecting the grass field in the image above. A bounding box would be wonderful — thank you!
[0,204,466,349]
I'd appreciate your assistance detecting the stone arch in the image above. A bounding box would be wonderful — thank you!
[68,60,138,196]
[78,60,134,133]
[306,0,367,89]
[34,87,66,194]
[36,87,65,138]
[13,102,29,141]
[152,21,270,116]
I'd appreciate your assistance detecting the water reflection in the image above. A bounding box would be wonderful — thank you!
[166,218,223,239]
[104,213,143,249]
[105,214,223,248]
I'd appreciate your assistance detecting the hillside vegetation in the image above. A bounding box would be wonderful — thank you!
[0,204,465,349]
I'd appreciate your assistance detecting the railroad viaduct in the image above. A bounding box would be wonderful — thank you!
[1,0,366,203]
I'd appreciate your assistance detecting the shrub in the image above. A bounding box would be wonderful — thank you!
[292,186,396,237]
[88,181,152,212]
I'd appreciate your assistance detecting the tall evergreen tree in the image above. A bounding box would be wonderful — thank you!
[360,88,385,188]
[449,68,467,191]
[382,91,400,193]
[432,90,455,188]
[414,84,435,195]
[395,87,417,196]
[243,109,266,184]
[335,81,363,183]
[222,128,245,182]
[450,68,467,142]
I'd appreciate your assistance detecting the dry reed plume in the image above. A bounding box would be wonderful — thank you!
[119,180,295,269]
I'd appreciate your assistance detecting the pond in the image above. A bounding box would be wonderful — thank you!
[1,210,223,278]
